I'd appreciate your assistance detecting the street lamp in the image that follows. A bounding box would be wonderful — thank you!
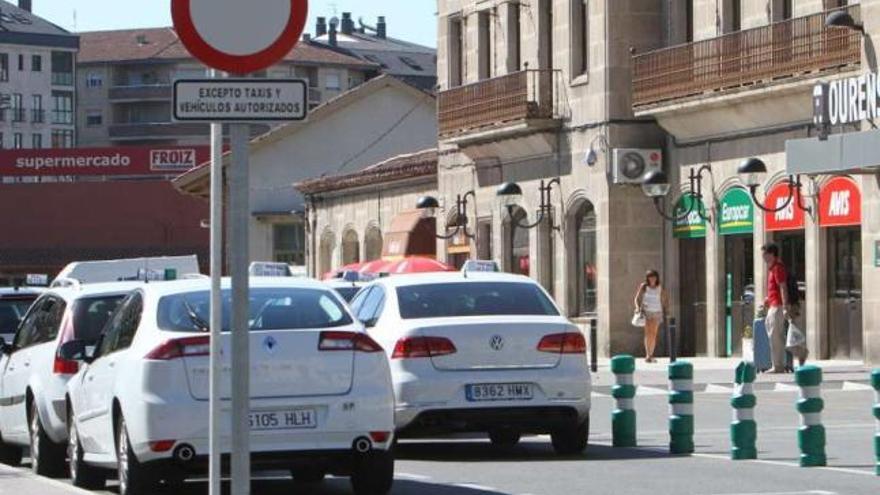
[737,157,812,215]
[496,178,561,231]
[416,191,476,239]
[641,166,713,223]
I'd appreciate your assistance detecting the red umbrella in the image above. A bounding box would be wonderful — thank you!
[379,257,455,274]
[322,262,362,280]
[359,259,391,274]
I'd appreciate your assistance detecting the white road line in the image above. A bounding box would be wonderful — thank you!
[773,383,801,392]
[591,392,610,398]
[840,381,874,392]
[703,384,734,394]
[636,386,668,396]
[693,452,874,477]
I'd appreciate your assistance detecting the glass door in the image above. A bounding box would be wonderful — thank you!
[828,227,862,360]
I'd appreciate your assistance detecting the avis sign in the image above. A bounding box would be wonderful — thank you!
[764,182,805,232]
[819,176,861,227]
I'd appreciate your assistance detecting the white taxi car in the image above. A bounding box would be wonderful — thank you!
[351,272,591,454]
[62,277,395,495]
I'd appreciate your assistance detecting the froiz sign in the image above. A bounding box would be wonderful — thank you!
[814,72,880,127]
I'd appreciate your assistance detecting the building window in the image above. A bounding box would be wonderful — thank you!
[341,229,360,265]
[17,54,24,71]
[0,54,7,81]
[364,226,383,262]
[477,218,493,260]
[32,95,43,123]
[572,201,597,315]
[507,207,530,276]
[273,223,305,265]
[448,16,464,87]
[319,231,335,276]
[11,94,23,122]
[0,133,4,149]
[686,0,694,42]
[538,0,554,70]
[825,0,848,9]
[723,0,742,33]
[51,129,74,148]
[86,72,103,88]
[31,54,41,72]
[32,133,42,149]
[86,111,103,127]
[51,51,74,86]
[52,91,74,125]
[477,11,492,80]
[507,3,521,73]
[13,133,23,149]
[348,74,364,89]
[571,0,589,78]
[325,73,341,91]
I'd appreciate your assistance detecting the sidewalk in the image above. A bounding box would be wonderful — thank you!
[0,464,88,495]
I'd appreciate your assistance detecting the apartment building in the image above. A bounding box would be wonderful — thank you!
[76,27,378,147]
[0,0,78,150]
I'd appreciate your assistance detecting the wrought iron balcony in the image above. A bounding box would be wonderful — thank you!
[632,6,861,109]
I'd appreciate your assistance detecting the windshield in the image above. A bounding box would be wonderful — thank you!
[158,287,353,333]
[333,287,361,303]
[397,282,560,319]
[0,297,37,334]
[72,295,126,343]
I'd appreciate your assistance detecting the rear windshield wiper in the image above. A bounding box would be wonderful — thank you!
[183,299,209,332]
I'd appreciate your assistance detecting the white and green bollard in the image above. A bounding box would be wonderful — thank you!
[669,361,694,454]
[730,361,757,460]
[872,369,880,476]
[795,365,826,467]
[611,355,637,447]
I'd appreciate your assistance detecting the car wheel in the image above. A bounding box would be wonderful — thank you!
[29,401,66,477]
[67,408,106,489]
[0,429,23,466]
[551,416,590,456]
[350,450,394,495]
[488,429,521,448]
[291,467,326,484]
[116,416,155,495]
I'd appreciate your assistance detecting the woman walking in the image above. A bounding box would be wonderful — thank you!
[634,270,669,363]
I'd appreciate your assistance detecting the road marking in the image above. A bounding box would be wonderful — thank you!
[693,452,874,477]
[397,472,433,481]
[636,386,668,396]
[773,383,801,392]
[703,384,734,394]
[591,391,610,398]
[840,381,874,392]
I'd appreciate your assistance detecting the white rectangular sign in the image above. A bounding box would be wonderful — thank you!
[173,78,308,122]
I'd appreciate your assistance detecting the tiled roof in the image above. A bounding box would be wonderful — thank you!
[0,0,75,37]
[295,149,437,195]
[78,27,376,67]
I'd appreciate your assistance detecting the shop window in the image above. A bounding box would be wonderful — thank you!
[273,223,304,265]
[571,0,588,78]
[364,226,383,262]
[341,229,360,265]
[573,201,597,315]
[507,206,530,276]
[448,16,464,86]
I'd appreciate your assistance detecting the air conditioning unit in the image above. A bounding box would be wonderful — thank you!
[612,148,663,185]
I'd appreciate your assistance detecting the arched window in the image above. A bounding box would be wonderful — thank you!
[319,231,335,276]
[573,201,597,315]
[364,226,383,262]
[341,229,360,265]
[507,206,530,276]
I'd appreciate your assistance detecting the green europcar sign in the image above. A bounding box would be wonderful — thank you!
[673,195,707,239]
[718,187,754,236]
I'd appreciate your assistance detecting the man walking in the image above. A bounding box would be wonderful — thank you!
[762,243,789,373]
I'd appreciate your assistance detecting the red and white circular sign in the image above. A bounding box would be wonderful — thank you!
[172,0,308,74]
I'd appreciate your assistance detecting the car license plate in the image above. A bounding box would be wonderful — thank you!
[248,408,317,431]
[466,383,533,402]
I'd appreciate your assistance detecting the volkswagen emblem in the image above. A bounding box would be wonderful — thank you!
[489,335,504,351]
[263,336,278,354]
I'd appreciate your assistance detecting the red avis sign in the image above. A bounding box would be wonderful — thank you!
[0,146,210,177]
[764,182,805,232]
[819,176,861,227]
[171,0,308,73]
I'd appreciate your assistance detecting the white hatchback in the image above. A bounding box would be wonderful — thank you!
[62,278,395,495]
[351,272,591,454]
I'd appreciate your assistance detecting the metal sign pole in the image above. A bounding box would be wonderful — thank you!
[208,69,223,495]
[229,121,251,495]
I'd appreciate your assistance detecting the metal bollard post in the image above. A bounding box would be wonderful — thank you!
[611,355,637,447]
[730,361,757,460]
[668,361,694,454]
[872,369,880,476]
[795,365,826,467]
[590,318,598,373]
[667,317,678,363]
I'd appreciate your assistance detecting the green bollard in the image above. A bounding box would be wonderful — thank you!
[872,369,880,476]
[611,355,637,447]
[795,365,826,467]
[668,361,694,454]
[730,361,757,460]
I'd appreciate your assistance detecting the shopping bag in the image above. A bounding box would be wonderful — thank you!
[631,310,646,328]
[785,321,806,350]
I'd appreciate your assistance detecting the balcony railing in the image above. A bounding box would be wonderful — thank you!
[32,109,45,123]
[11,108,26,123]
[51,72,74,86]
[439,69,562,138]
[108,84,173,101]
[632,6,861,108]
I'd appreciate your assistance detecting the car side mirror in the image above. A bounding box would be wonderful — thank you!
[58,340,93,363]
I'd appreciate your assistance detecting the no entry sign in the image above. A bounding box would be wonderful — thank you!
[171,0,308,73]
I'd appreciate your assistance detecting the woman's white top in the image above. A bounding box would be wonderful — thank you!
[643,286,663,313]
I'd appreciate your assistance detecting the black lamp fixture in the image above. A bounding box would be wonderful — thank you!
[416,191,477,239]
[496,178,561,231]
[641,165,713,223]
[737,157,812,214]
[825,9,864,33]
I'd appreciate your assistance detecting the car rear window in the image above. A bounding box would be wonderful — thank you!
[0,297,37,334]
[333,287,361,303]
[72,295,126,343]
[157,287,354,333]
[396,282,560,319]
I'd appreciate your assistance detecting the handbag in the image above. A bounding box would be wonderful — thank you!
[631,309,646,328]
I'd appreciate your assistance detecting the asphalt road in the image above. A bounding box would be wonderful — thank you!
[1,387,877,495]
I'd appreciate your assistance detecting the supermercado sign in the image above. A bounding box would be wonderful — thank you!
[718,188,754,236]
[814,72,880,126]
[819,176,861,227]
[0,146,210,177]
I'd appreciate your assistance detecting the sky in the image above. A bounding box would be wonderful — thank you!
[27,0,438,47]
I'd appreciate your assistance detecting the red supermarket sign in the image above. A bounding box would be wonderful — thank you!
[0,146,210,177]
[764,182,805,232]
[819,176,861,227]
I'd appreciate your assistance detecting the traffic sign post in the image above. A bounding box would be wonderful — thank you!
[171,2,309,495]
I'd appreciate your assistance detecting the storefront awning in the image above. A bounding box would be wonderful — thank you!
[764,182,805,232]
[787,129,880,175]
[718,188,754,236]
[819,176,861,227]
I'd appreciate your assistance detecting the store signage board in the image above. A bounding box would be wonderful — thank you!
[819,176,861,227]
[764,182,806,232]
[718,187,754,236]
[813,71,880,128]
[173,79,308,122]
[672,195,707,239]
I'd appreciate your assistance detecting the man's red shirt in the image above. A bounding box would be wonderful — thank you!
[767,261,787,308]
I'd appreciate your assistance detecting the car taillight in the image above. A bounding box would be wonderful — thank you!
[537,333,587,354]
[391,336,457,359]
[53,356,79,375]
[145,336,211,360]
[318,331,383,353]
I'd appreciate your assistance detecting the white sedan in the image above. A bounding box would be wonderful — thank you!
[62,278,395,495]
[351,272,591,454]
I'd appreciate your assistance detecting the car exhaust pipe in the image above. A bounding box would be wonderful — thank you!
[173,444,196,463]
[353,437,372,454]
